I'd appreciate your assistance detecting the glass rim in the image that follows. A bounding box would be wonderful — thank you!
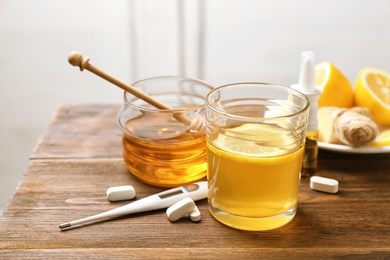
[123,75,213,113]
[204,82,310,121]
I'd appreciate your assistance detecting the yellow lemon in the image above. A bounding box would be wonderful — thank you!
[371,128,390,147]
[354,68,390,125]
[315,62,355,108]
[213,123,298,157]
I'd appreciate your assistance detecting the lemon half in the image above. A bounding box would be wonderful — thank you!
[354,68,390,125]
[371,128,390,147]
[315,62,355,108]
[213,123,298,157]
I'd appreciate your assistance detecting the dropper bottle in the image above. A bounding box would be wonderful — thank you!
[291,51,322,177]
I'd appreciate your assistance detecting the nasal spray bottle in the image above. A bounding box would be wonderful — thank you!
[291,51,322,176]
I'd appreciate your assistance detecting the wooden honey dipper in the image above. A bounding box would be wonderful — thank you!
[68,51,205,131]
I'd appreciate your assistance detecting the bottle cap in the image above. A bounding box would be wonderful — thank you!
[291,51,322,132]
[299,51,316,92]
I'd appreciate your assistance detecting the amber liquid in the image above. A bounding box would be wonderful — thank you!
[122,114,207,187]
[207,124,304,230]
[301,130,318,177]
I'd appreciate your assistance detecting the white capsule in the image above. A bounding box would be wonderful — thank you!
[310,176,339,194]
[189,206,201,222]
[166,197,195,222]
[106,185,136,201]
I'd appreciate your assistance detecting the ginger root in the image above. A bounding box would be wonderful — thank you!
[318,106,378,147]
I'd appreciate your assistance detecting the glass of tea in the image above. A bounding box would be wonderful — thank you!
[205,82,309,231]
[117,76,213,187]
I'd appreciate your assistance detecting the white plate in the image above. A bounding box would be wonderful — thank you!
[318,142,390,154]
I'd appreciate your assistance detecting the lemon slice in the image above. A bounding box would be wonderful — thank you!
[371,128,390,147]
[213,123,298,157]
[354,68,390,125]
[315,62,355,108]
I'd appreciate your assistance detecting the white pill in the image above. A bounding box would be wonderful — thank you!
[189,206,201,222]
[166,197,195,221]
[106,185,136,201]
[310,176,339,193]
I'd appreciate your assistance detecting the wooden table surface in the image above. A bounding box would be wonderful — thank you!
[1,104,389,259]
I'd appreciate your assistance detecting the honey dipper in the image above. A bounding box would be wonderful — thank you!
[68,51,204,131]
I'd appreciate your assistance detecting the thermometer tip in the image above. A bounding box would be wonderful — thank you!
[59,222,71,230]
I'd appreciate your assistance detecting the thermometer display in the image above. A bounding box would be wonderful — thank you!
[158,183,200,199]
[158,189,183,199]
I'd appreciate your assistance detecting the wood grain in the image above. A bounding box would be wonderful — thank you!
[1,104,389,259]
[31,104,123,159]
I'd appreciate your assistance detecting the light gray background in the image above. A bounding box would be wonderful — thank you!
[1,0,389,212]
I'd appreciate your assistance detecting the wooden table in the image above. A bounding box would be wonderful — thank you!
[1,104,389,259]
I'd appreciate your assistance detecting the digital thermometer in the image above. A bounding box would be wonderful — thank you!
[59,181,207,230]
